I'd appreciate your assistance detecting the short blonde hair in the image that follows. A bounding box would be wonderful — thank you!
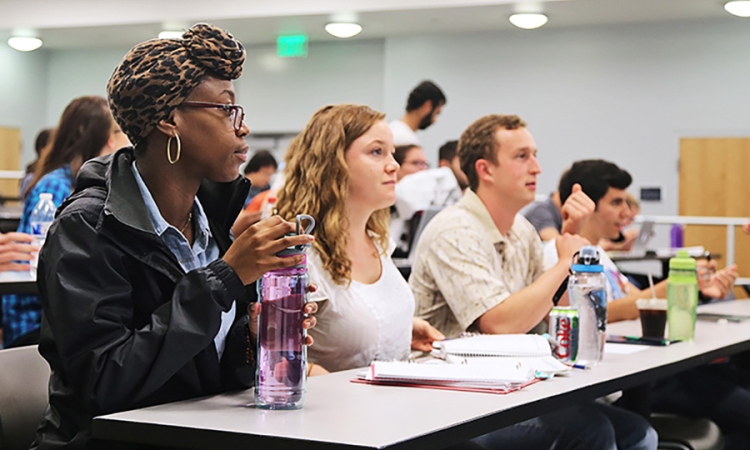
[276,104,389,285]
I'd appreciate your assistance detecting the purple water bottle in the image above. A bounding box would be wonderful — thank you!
[255,214,315,410]
[670,224,684,248]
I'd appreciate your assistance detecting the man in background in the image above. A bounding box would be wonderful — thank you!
[391,140,468,256]
[389,80,446,146]
[243,150,278,204]
[394,144,429,181]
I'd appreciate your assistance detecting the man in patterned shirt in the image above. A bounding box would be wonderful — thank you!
[410,114,590,338]
[410,114,658,450]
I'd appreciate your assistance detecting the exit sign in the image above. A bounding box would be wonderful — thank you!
[277,35,308,58]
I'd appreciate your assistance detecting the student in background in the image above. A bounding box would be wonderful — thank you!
[523,168,596,242]
[411,114,656,450]
[390,140,467,256]
[275,104,443,374]
[19,128,53,199]
[437,139,469,191]
[32,24,317,449]
[2,95,129,349]
[545,160,737,319]
[599,192,641,252]
[394,144,429,181]
[0,231,36,345]
[242,150,277,203]
[543,159,747,449]
[388,80,446,146]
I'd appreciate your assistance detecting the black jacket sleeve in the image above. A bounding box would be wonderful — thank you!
[39,207,249,414]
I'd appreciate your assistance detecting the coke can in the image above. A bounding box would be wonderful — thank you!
[549,307,579,363]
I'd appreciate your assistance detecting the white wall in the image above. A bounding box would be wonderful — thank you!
[0,45,48,166]
[3,17,749,220]
[45,49,126,126]
[239,39,385,133]
[383,18,750,218]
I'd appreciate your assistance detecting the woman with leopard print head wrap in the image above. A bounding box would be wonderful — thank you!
[32,24,317,450]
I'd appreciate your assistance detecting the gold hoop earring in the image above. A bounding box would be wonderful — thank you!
[167,134,181,165]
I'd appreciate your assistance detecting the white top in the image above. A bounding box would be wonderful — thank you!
[390,167,463,253]
[306,239,414,372]
[388,119,420,146]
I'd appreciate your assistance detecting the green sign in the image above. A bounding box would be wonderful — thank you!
[277,35,308,58]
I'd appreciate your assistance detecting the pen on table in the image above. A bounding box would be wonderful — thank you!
[623,335,671,345]
[571,363,589,370]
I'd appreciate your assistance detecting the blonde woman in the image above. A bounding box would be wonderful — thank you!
[276,104,444,374]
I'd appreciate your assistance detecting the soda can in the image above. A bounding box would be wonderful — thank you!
[549,307,579,363]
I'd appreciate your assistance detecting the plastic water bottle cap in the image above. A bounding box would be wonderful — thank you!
[39,193,53,200]
[669,249,696,270]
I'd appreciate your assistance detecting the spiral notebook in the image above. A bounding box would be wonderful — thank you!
[351,334,567,394]
[431,334,553,358]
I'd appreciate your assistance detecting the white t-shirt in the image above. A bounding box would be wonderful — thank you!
[390,167,463,253]
[543,241,630,302]
[306,240,414,372]
[388,119,420,146]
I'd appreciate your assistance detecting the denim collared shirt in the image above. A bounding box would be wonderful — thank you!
[131,162,236,359]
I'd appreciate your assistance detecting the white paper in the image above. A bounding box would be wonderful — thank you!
[603,343,649,355]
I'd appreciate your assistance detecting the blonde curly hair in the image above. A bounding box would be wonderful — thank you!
[276,104,390,285]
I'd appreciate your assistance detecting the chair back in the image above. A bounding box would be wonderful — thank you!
[0,345,50,450]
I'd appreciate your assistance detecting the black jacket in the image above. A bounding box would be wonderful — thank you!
[32,148,254,449]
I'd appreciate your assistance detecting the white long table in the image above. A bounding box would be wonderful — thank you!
[0,270,37,295]
[92,300,750,450]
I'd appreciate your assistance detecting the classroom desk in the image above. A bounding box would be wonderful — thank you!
[0,204,22,233]
[0,271,37,295]
[92,300,750,450]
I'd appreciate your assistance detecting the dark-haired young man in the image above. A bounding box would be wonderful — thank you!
[389,80,446,146]
[411,115,656,450]
[543,159,738,322]
[543,159,750,449]
[243,150,278,203]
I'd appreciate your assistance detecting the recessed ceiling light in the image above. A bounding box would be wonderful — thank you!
[724,1,750,17]
[7,36,43,52]
[509,13,549,30]
[324,23,362,38]
[158,30,184,40]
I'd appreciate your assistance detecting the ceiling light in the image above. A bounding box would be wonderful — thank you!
[7,36,43,52]
[324,23,362,38]
[724,1,750,17]
[158,30,184,39]
[509,13,549,30]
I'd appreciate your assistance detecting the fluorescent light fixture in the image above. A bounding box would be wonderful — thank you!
[7,36,43,52]
[724,1,750,17]
[509,13,549,30]
[158,30,184,39]
[324,22,362,38]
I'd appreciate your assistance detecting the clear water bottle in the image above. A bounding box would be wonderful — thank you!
[670,223,684,248]
[29,193,56,276]
[255,214,315,410]
[667,250,698,341]
[261,196,277,220]
[567,246,607,366]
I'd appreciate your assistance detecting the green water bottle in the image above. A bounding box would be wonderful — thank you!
[667,250,699,341]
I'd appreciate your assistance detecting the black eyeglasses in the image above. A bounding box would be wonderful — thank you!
[180,101,245,132]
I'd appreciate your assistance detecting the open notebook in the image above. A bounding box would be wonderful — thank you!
[352,334,568,394]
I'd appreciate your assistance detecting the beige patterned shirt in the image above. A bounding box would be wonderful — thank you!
[410,189,545,338]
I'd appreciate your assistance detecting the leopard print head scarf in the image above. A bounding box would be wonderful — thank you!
[107,23,246,147]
